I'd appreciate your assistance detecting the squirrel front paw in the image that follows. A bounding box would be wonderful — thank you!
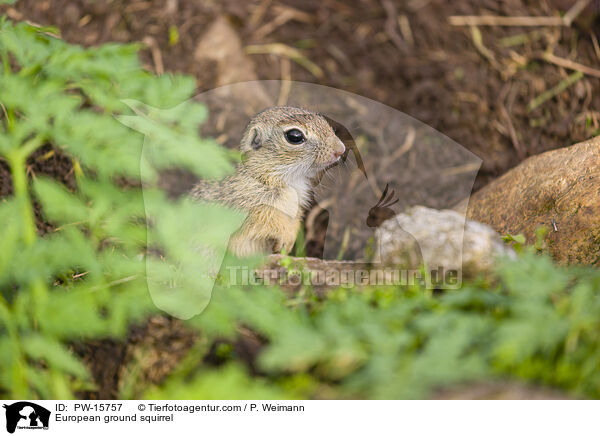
[271,237,284,253]
[270,237,295,254]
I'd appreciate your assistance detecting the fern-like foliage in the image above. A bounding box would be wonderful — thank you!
[0,19,234,398]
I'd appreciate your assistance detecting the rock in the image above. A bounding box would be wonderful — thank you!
[256,254,370,294]
[464,136,600,266]
[194,15,261,86]
[375,206,514,280]
[255,207,513,291]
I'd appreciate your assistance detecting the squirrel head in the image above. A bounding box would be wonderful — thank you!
[239,106,346,184]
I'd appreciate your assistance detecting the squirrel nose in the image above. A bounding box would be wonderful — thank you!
[333,143,346,159]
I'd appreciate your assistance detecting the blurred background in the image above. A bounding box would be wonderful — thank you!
[3,0,600,191]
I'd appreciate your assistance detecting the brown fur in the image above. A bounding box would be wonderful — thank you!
[190,106,345,257]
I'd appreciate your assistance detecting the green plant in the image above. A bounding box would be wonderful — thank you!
[502,233,526,251]
[165,251,600,399]
[0,19,235,398]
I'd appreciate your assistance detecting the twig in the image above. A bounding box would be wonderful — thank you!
[574,110,600,127]
[272,4,313,22]
[78,15,92,28]
[499,29,544,47]
[90,275,138,291]
[326,44,353,71]
[379,126,415,173]
[470,26,497,66]
[277,57,292,106]
[380,0,407,53]
[336,227,351,260]
[0,101,8,122]
[253,8,305,40]
[499,104,525,159]
[449,15,564,27]
[124,2,152,13]
[398,15,414,47]
[36,149,55,161]
[450,0,591,27]
[562,0,592,26]
[72,271,89,279]
[7,7,62,38]
[54,220,89,232]
[245,43,324,78]
[142,36,164,75]
[26,164,36,181]
[440,163,481,177]
[248,0,273,28]
[527,70,584,111]
[591,33,600,61]
[540,52,600,79]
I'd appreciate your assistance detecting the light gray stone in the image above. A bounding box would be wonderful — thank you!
[375,206,514,276]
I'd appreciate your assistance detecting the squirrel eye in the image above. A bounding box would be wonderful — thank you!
[285,128,305,144]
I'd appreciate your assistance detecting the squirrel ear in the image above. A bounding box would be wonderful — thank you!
[241,126,263,152]
[250,128,262,150]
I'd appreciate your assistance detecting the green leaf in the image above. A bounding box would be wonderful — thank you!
[22,335,89,379]
[33,178,89,224]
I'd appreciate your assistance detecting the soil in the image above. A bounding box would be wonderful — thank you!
[2,0,600,398]
[4,0,600,190]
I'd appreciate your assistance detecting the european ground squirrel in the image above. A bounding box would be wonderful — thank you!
[190,106,346,257]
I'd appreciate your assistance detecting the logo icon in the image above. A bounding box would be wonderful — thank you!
[3,402,50,434]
